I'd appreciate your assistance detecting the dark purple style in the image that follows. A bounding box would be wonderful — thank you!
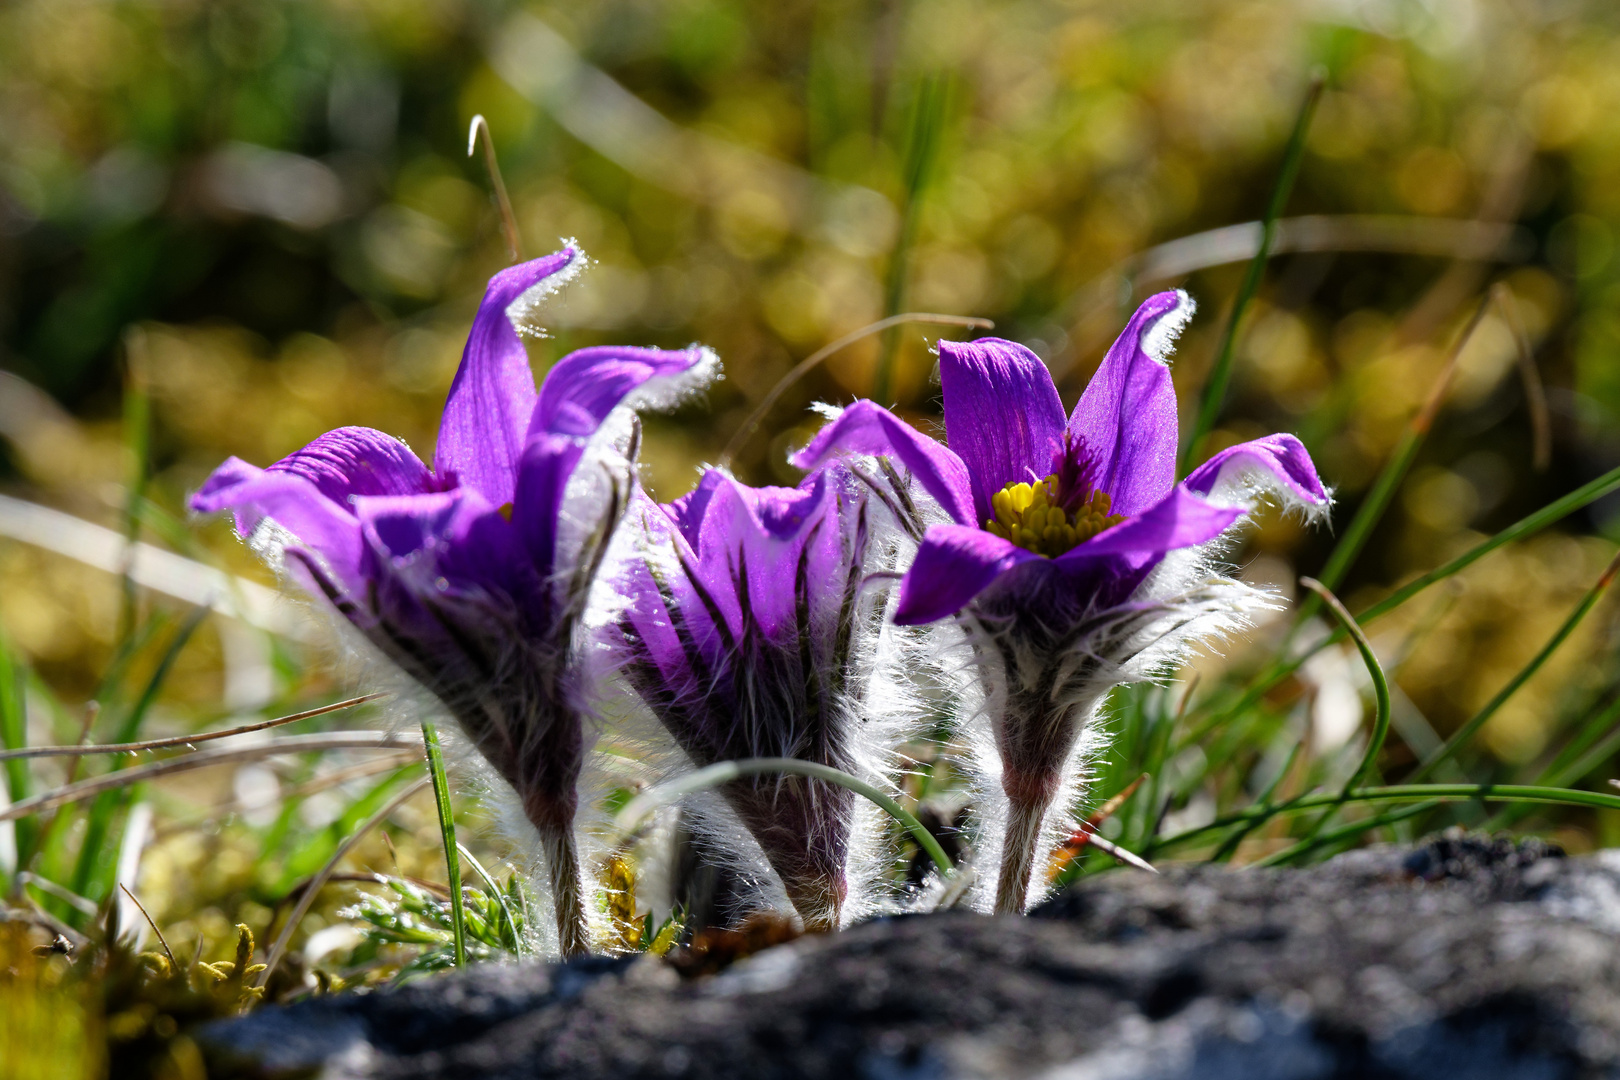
[613,467,883,931]
[191,246,716,954]
[794,290,1328,913]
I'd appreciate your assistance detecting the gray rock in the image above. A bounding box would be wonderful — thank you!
[204,834,1620,1079]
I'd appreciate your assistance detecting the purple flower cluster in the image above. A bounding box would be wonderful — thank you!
[194,248,1327,949]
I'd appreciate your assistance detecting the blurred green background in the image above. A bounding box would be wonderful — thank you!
[5,0,1620,946]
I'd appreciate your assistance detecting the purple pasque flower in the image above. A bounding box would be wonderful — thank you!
[191,246,718,954]
[793,290,1329,913]
[612,465,909,931]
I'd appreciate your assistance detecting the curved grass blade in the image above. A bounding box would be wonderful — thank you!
[1407,547,1620,783]
[1156,783,1620,855]
[718,312,992,468]
[1307,577,1391,792]
[1179,70,1323,475]
[615,756,954,877]
[259,778,430,989]
[420,722,466,967]
[456,842,523,955]
[1176,459,1620,753]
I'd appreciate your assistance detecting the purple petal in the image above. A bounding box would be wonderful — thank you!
[1182,433,1328,509]
[1055,487,1242,568]
[689,471,835,640]
[529,345,714,440]
[789,400,976,526]
[193,429,433,515]
[354,487,533,602]
[1068,290,1193,517]
[194,469,367,588]
[621,486,742,673]
[511,343,714,576]
[190,456,263,515]
[894,524,1044,625]
[510,432,583,583]
[663,470,726,548]
[267,427,435,504]
[938,337,1067,525]
[435,247,583,504]
[190,427,439,589]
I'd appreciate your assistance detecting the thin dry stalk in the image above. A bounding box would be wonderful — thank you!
[718,312,993,468]
[1494,282,1552,472]
[151,754,418,841]
[0,732,422,822]
[118,883,175,968]
[0,694,386,762]
[1051,214,1532,385]
[468,115,523,262]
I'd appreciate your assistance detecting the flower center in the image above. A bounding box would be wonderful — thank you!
[985,474,1123,557]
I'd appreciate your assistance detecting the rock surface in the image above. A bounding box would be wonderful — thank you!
[204,834,1620,1079]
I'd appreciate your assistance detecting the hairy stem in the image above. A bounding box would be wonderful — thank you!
[995,792,1051,915]
[539,825,589,957]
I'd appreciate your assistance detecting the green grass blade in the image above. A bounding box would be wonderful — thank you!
[277,765,416,889]
[1232,577,1392,864]
[0,644,36,878]
[873,74,950,404]
[421,721,466,967]
[1176,461,1620,753]
[1256,800,1440,867]
[1179,71,1323,476]
[1156,783,1620,855]
[1536,693,1620,790]
[1302,578,1392,792]
[118,334,153,647]
[68,604,210,913]
[456,842,522,955]
[1488,694,1620,830]
[111,605,211,747]
[617,756,954,877]
[1301,292,1494,623]
[1355,464,1620,625]
[1407,549,1620,783]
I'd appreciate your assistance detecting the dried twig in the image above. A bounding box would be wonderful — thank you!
[0,732,422,822]
[119,884,176,968]
[0,694,386,762]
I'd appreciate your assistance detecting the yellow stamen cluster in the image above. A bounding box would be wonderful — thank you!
[984,475,1124,557]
